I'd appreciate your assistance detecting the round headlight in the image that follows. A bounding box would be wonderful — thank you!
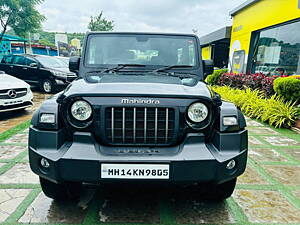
[71,100,92,121]
[187,103,208,123]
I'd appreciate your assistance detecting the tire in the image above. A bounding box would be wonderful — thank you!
[206,178,237,201]
[40,79,54,93]
[39,177,82,201]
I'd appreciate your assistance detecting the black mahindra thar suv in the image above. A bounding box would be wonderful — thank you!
[29,32,248,201]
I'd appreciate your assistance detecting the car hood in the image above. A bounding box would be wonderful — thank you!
[61,75,212,99]
[44,67,71,73]
[0,74,30,89]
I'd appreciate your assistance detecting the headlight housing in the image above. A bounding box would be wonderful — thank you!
[40,113,55,124]
[187,102,208,123]
[70,100,92,121]
[51,70,67,78]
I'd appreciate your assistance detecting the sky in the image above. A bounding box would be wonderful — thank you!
[37,0,246,37]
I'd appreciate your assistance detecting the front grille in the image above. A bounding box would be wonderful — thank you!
[0,88,27,99]
[105,107,176,145]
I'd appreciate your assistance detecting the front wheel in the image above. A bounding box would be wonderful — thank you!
[206,178,237,201]
[39,177,81,200]
[40,79,54,93]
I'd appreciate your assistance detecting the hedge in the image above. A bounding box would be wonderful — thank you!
[205,69,227,85]
[273,77,300,103]
[212,86,298,128]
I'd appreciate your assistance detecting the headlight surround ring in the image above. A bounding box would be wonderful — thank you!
[187,102,208,123]
[67,99,93,129]
[186,102,211,130]
[71,100,92,121]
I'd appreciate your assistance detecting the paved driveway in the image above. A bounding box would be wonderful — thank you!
[0,92,51,133]
[0,118,299,224]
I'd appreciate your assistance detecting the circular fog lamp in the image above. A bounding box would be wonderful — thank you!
[40,158,50,168]
[226,160,236,170]
[187,103,208,123]
[71,100,92,121]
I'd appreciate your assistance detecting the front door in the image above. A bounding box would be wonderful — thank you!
[24,56,39,84]
[11,55,28,80]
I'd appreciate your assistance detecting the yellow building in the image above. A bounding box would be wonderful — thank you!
[229,0,300,74]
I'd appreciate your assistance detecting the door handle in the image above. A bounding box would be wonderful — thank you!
[22,67,28,70]
[9,65,13,68]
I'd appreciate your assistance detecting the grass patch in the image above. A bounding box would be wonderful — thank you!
[0,120,30,143]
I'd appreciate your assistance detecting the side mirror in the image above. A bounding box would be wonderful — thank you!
[69,56,80,73]
[203,60,214,79]
[29,63,38,68]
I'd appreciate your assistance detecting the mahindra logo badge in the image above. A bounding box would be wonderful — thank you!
[121,98,160,104]
[7,90,17,99]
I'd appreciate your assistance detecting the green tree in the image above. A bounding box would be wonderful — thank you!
[88,11,114,31]
[0,0,45,42]
[39,39,55,47]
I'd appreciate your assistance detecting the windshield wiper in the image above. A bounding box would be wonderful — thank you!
[86,64,146,75]
[152,65,193,73]
[107,64,146,72]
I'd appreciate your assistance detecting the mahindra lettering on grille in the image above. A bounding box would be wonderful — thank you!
[105,107,176,145]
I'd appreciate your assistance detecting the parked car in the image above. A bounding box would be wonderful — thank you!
[0,54,77,93]
[29,32,248,201]
[0,71,33,112]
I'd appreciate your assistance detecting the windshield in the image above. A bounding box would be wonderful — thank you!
[85,34,197,67]
[36,56,67,68]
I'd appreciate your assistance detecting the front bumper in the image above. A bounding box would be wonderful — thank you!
[28,127,248,185]
[0,91,33,112]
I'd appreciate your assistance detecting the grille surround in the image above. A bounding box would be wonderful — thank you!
[104,106,177,146]
[0,88,27,99]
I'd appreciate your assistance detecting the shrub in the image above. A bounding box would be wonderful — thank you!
[296,105,300,119]
[212,86,298,128]
[205,69,227,85]
[218,73,276,97]
[273,77,300,103]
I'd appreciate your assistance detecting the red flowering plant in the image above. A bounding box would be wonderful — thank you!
[218,73,277,97]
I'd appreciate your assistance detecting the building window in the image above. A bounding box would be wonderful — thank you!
[232,50,245,73]
[252,20,300,76]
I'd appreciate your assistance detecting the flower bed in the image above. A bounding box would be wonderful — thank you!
[218,73,277,97]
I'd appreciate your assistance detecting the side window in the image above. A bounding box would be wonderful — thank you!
[1,55,13,64]
[13,56,26,66]
[24,57,37,66]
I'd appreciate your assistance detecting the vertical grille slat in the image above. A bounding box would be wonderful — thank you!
[105,106,175,145]
[154,108,158,143]
[165,108,169,143]
[111,107,114,142]
[144,108,147,143]
[122,107,125,143]
[133,107,136,143]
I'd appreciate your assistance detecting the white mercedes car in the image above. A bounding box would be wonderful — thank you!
[0,71,33,112]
